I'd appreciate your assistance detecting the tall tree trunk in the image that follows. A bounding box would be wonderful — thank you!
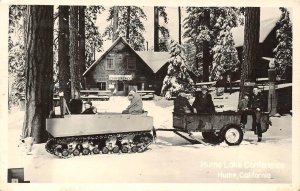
[69,6,81,98]
[154,6,159,52]
[239,7,260,101]
[202,9,210,82]
[22,5,54,143]
[126,6,131,42]
[178,7,181,45]
[78,6,86,89]
[58,6,71,103]
[112,6,119,42]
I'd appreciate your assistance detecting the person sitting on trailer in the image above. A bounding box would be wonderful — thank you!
[249,86,264,142]
[122,89,143,114]
[192,85,215,113]
[173,89,194,114]
[238,93,250,125]
[82,101,97,114]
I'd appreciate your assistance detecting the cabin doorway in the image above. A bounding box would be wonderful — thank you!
[116,81,125,96]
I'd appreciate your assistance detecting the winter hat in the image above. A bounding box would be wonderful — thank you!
[201,85,208,90]
[128,90,135,96]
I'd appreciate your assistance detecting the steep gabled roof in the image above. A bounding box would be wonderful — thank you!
[83,37,170,76]
[136,51,170,73]
[231,17,280,47]
[83,37,130,76]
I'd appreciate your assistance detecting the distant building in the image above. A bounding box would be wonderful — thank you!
[231,16,292,82]
[83,37,170,95]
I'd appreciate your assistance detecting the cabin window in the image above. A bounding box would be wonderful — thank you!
[106,57,114,70]
[127,57,136,70]
[97,82,107,90]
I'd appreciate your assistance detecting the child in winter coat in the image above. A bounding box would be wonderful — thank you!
[238,94,249,125]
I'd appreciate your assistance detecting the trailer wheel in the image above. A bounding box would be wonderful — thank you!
[222,125,243,146]
[202,132,222,144]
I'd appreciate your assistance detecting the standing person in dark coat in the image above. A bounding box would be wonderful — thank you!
[215,76,227,96]
[249,87,264,142]
[174,90,194,114]
[238,93,250,125]
[192,85,215,113]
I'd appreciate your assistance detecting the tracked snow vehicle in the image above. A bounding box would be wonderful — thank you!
[45,112,154,158]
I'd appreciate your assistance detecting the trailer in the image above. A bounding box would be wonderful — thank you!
[156,111,270,146]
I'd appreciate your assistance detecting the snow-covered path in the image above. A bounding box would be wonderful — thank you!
[7,95,292,183]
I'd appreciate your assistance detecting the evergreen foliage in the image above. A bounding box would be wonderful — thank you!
[161,41,194,97]
[104,6,147,51]
[183,7,242,81]
[157,6,170,51]
[274,7,292,80]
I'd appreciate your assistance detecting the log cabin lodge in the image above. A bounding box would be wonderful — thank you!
[82,37,170,99]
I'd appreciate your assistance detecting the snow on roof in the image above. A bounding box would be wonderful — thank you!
[232,17,280,47]
[83,37,171,76]
[136,51,170,73]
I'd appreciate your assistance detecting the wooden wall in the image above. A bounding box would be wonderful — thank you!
[84,42,155,93]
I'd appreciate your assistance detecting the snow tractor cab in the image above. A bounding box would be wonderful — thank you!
[45,113,154,158]
[45,94,154,158]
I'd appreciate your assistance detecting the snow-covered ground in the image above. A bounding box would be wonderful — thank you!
[7,93,292,183]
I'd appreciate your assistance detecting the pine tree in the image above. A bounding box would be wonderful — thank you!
[274,7,292,81]
[210,11,240,80]
[104,6,146,51]
[157,6,170,52]
[8,5,27,105]
[69,6,81,98]
[22,5,54,143]
[58,6,71,103]
[161,41,194,97]
[178,7,182,44]
[183,7,242,82]
[239,7,260,102]
[85,6,105,67]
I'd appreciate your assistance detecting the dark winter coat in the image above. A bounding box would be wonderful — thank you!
[192,91,215,113]
[69,99,83,114]
[215,78,227,88]
[174,95,194,114]
[250,93,264,110]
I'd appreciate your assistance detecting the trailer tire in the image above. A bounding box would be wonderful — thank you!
[221,124,243,146]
